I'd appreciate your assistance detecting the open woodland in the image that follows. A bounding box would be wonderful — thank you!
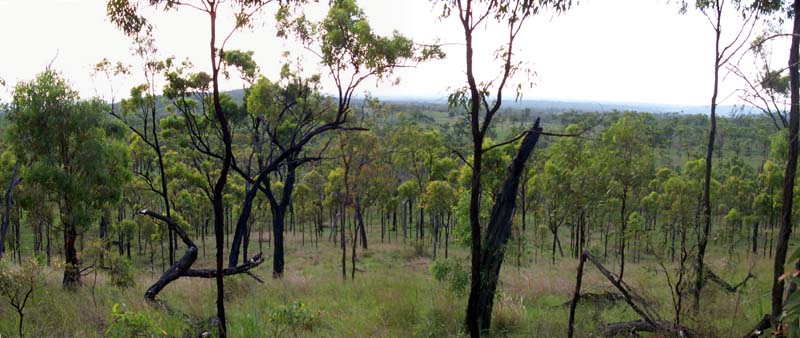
[3,0,800,337]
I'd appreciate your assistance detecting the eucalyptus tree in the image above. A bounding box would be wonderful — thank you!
[600,115,653,281]
[390,122,445,239]
[423,180,457,260]
[658,165,703,327]
[397,180,420,240]
[221,0,442,279]
[107,1,280,335]
[761,0,800,326]
[680,0,762,310]
[336,130,379,278]
[95,30,178,265]
[301,169,327,239]
[0,153,21,260]
[438,0,572,333]
[529,123,599,262]
[7,69,130,288]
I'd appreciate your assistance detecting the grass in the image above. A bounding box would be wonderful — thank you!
[0,230,781,337]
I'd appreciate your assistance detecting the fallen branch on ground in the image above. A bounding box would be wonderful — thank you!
[702,266,755,293]
[560,292,625,307]
[567,251,697,338]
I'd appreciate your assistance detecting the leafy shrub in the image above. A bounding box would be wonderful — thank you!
[108,255,135,289]
[105,303,166,338]
[0,258,43,338]
[267,301,315,338]
[430,258,469,296]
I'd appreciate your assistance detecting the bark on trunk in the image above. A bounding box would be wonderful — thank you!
[0,162,21,259]
[771,0,800,321]
[473,119,542,333]
[137,209,263,300]
[62,222,80,288]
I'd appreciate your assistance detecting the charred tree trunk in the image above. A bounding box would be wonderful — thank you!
[341,207,347,281]
[619,186,628,283]
[0,162,21,259]
[694,0,723,312]
[265,162,297,279]
[62,222,80,288]
[471,119,542,333]
[772,0,800,322]
[355,199,367,250]
[228,181,260,268]
[137,209,263,300]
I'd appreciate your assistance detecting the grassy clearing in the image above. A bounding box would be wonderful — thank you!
[0,232,777,337]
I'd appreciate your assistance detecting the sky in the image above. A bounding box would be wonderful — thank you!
[0,0,789,106]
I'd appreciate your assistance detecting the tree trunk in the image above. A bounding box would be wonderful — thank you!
[356,200,367,250]
[471,119,542,333]
[694,4,722,312]
[433,213,439,260]
[266,163,297,278]
[62,222,81,288]
[771,0,800,321]
[341,207,347,280]
[0,162,21,259]
[619,187,628,283]
[229,181,260,267]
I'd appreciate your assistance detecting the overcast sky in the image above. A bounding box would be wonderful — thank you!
[0,0,788,106]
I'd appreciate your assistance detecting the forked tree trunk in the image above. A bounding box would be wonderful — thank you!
[136,209,263,300]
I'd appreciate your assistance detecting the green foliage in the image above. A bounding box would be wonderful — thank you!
[266,301,315,338]
[453,189,491,246]
[279,0,442,84]
[0,258,43,337]
[8,69,130,222]
[222,50,259,82]
[422,180,456,214]
[430,258,469,296]
[106,303,167,338]
[108,255,135,289]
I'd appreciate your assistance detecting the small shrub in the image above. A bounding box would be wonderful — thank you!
[267,301,315,338]
[105,303,166,338]
[108,255,135,289]
[0,258,43,338]
[430,258,469,296]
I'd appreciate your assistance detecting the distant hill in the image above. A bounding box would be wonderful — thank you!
[0,89,755,117]
[376,96,756,116]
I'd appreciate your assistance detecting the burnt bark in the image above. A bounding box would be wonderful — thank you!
[137,209,263,300]
[601,320,696,337]
[0,162,22,259]
[62,221,80,288]
[473,119,542,332]
[568,251,688,338]
[355,199,367,250]
[772,0,800,321]
[264,162,297,279]
[742,314,773,338]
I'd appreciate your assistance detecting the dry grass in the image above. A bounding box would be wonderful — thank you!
[0,231,780,337]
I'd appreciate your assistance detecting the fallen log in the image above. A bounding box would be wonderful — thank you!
[568,251,697,338]
[699,265,755,293]
[561,292,626,307]
[741,314,773,338]
[602,319,696,337]
[137,209,264,300]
